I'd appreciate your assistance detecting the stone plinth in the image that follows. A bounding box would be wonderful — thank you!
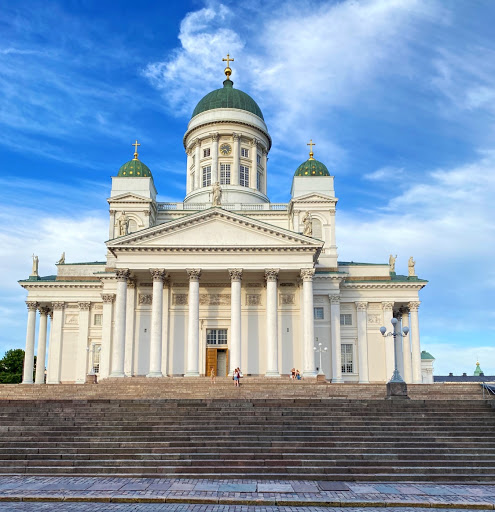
[85,374,98,384]
[386,381,409,400]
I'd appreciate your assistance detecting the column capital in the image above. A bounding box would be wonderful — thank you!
[228,268,243,281]
[101,293,116,304]
[127,278,137,288]
[408,301,421,312]
[78,302,91,311]
[52,301,65,311]
[251,138,259,147]
[109,209,116,214]
[115,269,131,281]
[233,132,240,141]
[355,301,368,311]
[394,310,403,321]
[48,310,53,319]
[211,132,219,142]
[300,268,315,281]
[399,306,410,315]
[26,301,39,311]
[382,301,394,312]
[192,137,200,148]
[38,306,51,316]
[329,294,340,304]
[186,268,202,281]
[264,269,279,282]
[150,268,167,282]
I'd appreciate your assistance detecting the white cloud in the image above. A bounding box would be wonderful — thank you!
[364,166,405,181]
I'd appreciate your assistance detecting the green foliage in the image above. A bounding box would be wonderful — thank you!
[0,349,36,384]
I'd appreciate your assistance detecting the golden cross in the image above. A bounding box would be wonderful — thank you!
[307,139,315,159]
[132,140,140,160]
[222,53,234,67]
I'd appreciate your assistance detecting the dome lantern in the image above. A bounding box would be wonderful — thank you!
[294,140,331,177]
[117,140,152,178]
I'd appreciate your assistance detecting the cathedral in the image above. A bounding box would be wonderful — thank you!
[19,58,427,385]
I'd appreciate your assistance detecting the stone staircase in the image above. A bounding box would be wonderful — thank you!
[0,383,494,481]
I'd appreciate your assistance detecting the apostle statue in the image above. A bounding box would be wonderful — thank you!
[389,254,397,273]
[302,211,312,236]
[57,252,65,265]
[31,254,39,276]
[118,211,129,236]
[408,256,416,276]
[212,182,222,207]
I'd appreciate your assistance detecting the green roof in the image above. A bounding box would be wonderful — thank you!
[294,158,330,177]
[192,79,264,120]
[118,159,152,178]
[474,362,483,376]
[421,350,435,360]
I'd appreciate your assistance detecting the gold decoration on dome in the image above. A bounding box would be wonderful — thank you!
[132,140,141,160]
[222,53,234,79]
[307,139,315,160]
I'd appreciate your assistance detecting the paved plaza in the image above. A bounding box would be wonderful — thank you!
[0,477,495,510]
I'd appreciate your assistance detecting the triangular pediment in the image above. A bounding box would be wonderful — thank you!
[292,192,337,203]
[108,192,152,204]
[107,208,322,251]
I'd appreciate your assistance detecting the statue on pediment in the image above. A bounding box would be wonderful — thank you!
[302,211,312,236]
[408,256,416,276]
[389,254,397,273]
[31,254,39,276]
[212,182,222,207]
[118,211,129,236]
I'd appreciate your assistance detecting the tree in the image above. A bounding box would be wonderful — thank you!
[0,349,36,384]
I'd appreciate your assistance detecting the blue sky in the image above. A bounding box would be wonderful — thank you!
[0,0,493,376]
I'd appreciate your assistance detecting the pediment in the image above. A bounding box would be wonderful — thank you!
[292,192,337,203]
[108,192,152,204]
[108,208,322,251]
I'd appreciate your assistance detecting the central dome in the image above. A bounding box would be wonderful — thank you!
[191,79,264,120]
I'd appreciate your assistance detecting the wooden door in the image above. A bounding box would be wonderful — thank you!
[206,348,217,377]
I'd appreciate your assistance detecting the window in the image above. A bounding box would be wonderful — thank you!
[257,153,261,165]
[93,314,102,326]
[220,163,231,185]
[203,148,210,158]
[91,344,102,374]
[206,329,228,345]
[341,344,353,373]
[191,171,195,188]
[240,165,249,187]
[257,171,263,191]
[241,148,249,158]
[311,218,322,239]
[202,166,211,187]
[340,313,352,326]
[314,307,324,320]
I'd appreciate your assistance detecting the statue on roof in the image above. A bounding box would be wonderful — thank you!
[408,256,416,276]
[302,211,312,236]
[389,254,397,273]
[212,182,222,207]
[31,254,39,277]
[57,252,65,265]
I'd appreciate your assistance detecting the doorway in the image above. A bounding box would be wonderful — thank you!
[206,348,228,377]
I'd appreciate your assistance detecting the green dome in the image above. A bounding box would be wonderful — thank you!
[192,79,264,120]
[118,159,152,178]
[294,158,330,177]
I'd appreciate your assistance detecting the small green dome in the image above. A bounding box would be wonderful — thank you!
[192,79,264,120]
[118,159,152,178]
[294,158,330,177]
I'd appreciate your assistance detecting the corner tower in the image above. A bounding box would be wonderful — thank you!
[183,55,271,205]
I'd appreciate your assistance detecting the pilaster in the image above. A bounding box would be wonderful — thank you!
[232,133,240,186]
[211,133,219,184]
[356,301,369,383]
[330,295,343,383]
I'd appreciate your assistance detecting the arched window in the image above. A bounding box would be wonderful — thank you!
[311,218,322,239]
[128,219,137,234]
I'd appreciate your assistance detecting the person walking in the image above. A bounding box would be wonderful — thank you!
[210,367,216,384]
[233,367,240,387]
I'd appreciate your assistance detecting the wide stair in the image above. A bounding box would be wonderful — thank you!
[0,395,494,481]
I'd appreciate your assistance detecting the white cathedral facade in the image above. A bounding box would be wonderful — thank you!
[20,62,427,385]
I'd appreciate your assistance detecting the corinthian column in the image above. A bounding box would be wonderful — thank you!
[330,295,343,383]
[46,302,64,384]
[265,269,280,377]
[250,139,258,189]
[382,302,394,380]
[22,301,38,384]
[111,269,130,377]
[148,269,166,377]
[356,302,369,383]
[301,268,316,378]
[394,311,404,377]
[186,149,193,193]
[211,133,219,184]
[35,306,50,384]
[75,302,91,384]
[400,307,412,383]
[232,133,240,185]
[409,301,422,383]
[229,269,242,374]
[185,269,201,377]
[194,139,201,189]
[100,294,115,379]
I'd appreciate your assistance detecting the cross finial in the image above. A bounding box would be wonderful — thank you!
[222,53,234,79]
[307,139,315,160]
[132,140,140,160]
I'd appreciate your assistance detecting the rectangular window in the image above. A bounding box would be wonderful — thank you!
[341,344,353,373]
[202,166,211,187]
[203,148,210,157]
[206,329,228,345]
[340,313,352,326]
[257,153,261,165]
[314,307,324,320]
[257,171,263,191]
[92,344,102,374]
[241,148,249,158]
[93,314,102,326]
[220,163,231,185]
[240,165,249,187]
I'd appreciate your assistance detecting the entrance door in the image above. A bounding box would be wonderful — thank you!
[206,328,228,377]
[217,349,227,377]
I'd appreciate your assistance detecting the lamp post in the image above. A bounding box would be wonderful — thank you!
[380,317,409,399]
[314,342,328,376]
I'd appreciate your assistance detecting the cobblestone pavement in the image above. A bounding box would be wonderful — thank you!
[0,477,494,510]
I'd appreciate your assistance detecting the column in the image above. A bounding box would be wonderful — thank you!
[46,302,64,384]
[185,269,201,377]
[194,139,201,189]
[161,279,170,377]
[232,133,240,185]
[356,302,369,383]
[401,307,412,383]
[124,279,136,376]
[111,269,130,377]
[301,269,317,378]
[250,139,258,190]
[186,149,192,193]
[35,307,50,384]
[265,269,280,377]
[394,311,404,377]
[75,302,91,384]
[211,133,219,184]
[109,210,116,239]
[382,302,394,380]
[22,301,38,384]
[262,147,268,195]
[148,269,166,377]
[330,295,343,383]
[229,269,242,374]
[409,301,422,383]
[100,293,115,379]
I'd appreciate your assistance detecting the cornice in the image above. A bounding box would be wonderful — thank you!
[343,281,426,290]
[110,246,318,253]
[20,282,103,290]
[314,274,347,282]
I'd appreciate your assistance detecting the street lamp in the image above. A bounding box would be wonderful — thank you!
[314,342,328,375]
[380,317,409,383]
